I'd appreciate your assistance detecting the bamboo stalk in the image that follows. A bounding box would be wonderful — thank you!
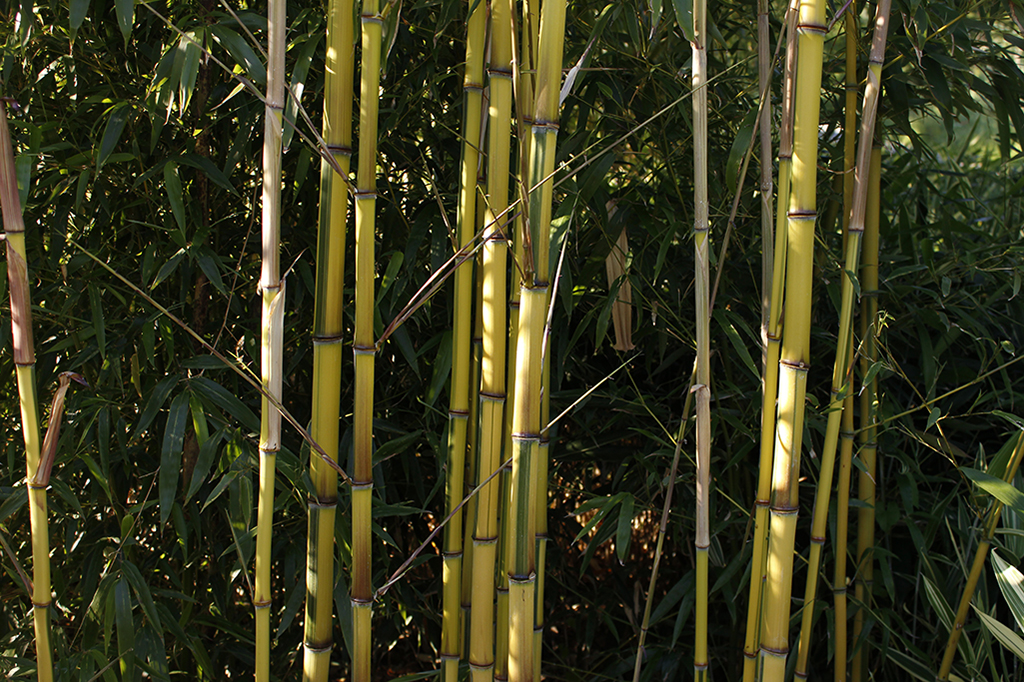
[444,0,487,678]
[692,0,712,673]
[350,0,384,679]
[0,100,53,682]
[304,0,353,675]
[508,1,565,678]
[742,4,798,680]
[939,432,1024,678]
[794,5,890,677]
[758,0,775,342]
[255,0,286,677]
[851,142,882,682]
[758,0,826,678]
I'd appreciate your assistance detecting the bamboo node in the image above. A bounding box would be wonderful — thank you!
[351,480,373,490]
[780,358,810,372]
[508,573,536,584]
[326,144,353,156]
[468,661,494,671]
[352,597,374,606]
[307,497,337,509]
[440,653,461,662]
[448,408,470,418]
[360,13,383,25]
[27,481,47,491]
[473,535,498,545]
[258,445,280,457]
[796,22,827,35]
[32,600,50,609]
[760,643,789,656]
[303,642,332,654]
[354,190,378,200]
[254,599,272,609]
[312,334,345,345]
[442,550,463,559]
[487,68,513,80]
[531,121,560,132]
[810,535,826,544]
[787,209,817,221]
[353,344,376,354]
[479,390,506,401]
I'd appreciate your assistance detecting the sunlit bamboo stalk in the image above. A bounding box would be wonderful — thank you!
[255,0,286,677]
[508,0,565,678]
[692,0,712,674]
[0,100,53,682]
[758,0,826,678]
[351,0,384,679]
[794,4,890,676]
[303,0,353,675]
[444,1,487,678]
[742,4,798,680]
[851,143,882,682]
[938,432,1024,679]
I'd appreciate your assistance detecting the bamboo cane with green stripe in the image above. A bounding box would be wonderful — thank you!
[0,100,53,682]
[508,1,566,678]
[758,1,826,679]
[350,2,384,680]
[255,0,286,676]
[742,4,797,680]
[303,0,354,674]
[939,432,1024,679]
[692,0,712,673]
[443,0,487,676]
[851,142,882,682]
[793,4,890,676]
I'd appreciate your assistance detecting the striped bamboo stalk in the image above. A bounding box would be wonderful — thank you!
[462,250,485,645]
[304,0,354,675]
[255,0,286,677]
[692,0,712,674]
[351,0,384,678]
[508,0,566,678]
[0,100,53,682]
[851,142,882,682]
[794,4,890,676]
[443,0,487,677]
[938,432,1024,679]
[832,10,859,681]
[758,0,774,340]
[758,0,826,678]
[742,4,798,680]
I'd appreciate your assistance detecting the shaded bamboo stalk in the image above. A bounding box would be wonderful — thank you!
[794,3,890,676]
[851,142,882,682]
[758,0,827,678]
[604,220,634,352]
[939,432,1024,678]
[351,0,385,678]
[508,0,566,677]
[255,0,286,677]
[742,4,798,680]
[0,100,53,682]
[692,0,712,673]
[304,0,354,675]
[758,0,775,340]
[444,0,487,677]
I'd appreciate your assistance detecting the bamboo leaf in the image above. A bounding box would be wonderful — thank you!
[178,30,203,115]
[672,0,693,43]
[114,577,135,682]
[121,560,163,631]
[282,34,321,151]
[115,0,133,42]
[88,283,106,360]
[179,154,239,195]
[962,467,1024,515]
[189,376,260,433]
[186,427,224,502]
[97,104,130,172]
[975,607,1024,662]
[69,0,90,41]
[615,493,634,562]
[159,392,190,524]
[163,161,185,231]
[993,550,1024,632]
[209,25,267,86]
[133,375,178,440]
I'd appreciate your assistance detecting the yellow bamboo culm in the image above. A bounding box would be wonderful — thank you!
[0,102,53,682]
[304,0,354,673]
[350,0,384,679]
[851,143,882,682]
[794,3,890,677]
[758,0,826,679]
[692,0,712,673]
[742,4,797,681]
[443,0,487,678]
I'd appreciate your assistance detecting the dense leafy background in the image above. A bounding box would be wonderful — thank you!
[1,0,1024,679]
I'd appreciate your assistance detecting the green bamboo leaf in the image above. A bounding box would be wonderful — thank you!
[88,283,106,360]
[121,560,163,631]
[189,393,210,445]
[163,161,185,231]
[962,467,1024,515]
[114,577,136,682]
[718,310,758,381]
[195,247,227,295]
[14,153,30,209]
[373,430,422,465]
[186,428,223,502]
[178,30,203,115]
[69,0,90,41]
[975,607,1024,661]
[159,392,190,524]
[572,492,624,544]
[115,0,134,42]
[136,624,170,681]
[726,110,755,194]
[926,406,941,431]
[615,493,634,562]
[179,153,239,195]
[673,0,693,43]
[993,550,1024,633]
[189,376,259,433]
[209,25,267,86]
[424,331,452,408]
[282,33,321,151]
[97,104,130,172]
[133,375,178,440]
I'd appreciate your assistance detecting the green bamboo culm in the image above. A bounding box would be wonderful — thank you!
[352,0,385,678]
[0,101,53,682]
[443,0,486,678]
[758,0,826,678]
[851,141,882,682]
[303,0,354,674]
[742,5,797,680]
[692,0,712,674]
[793,3,891,676]
[255,0,287,677]
[938,432,1024,679]
[508,0,566,678]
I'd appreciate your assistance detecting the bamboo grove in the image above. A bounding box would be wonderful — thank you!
[4,0,1024,680]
